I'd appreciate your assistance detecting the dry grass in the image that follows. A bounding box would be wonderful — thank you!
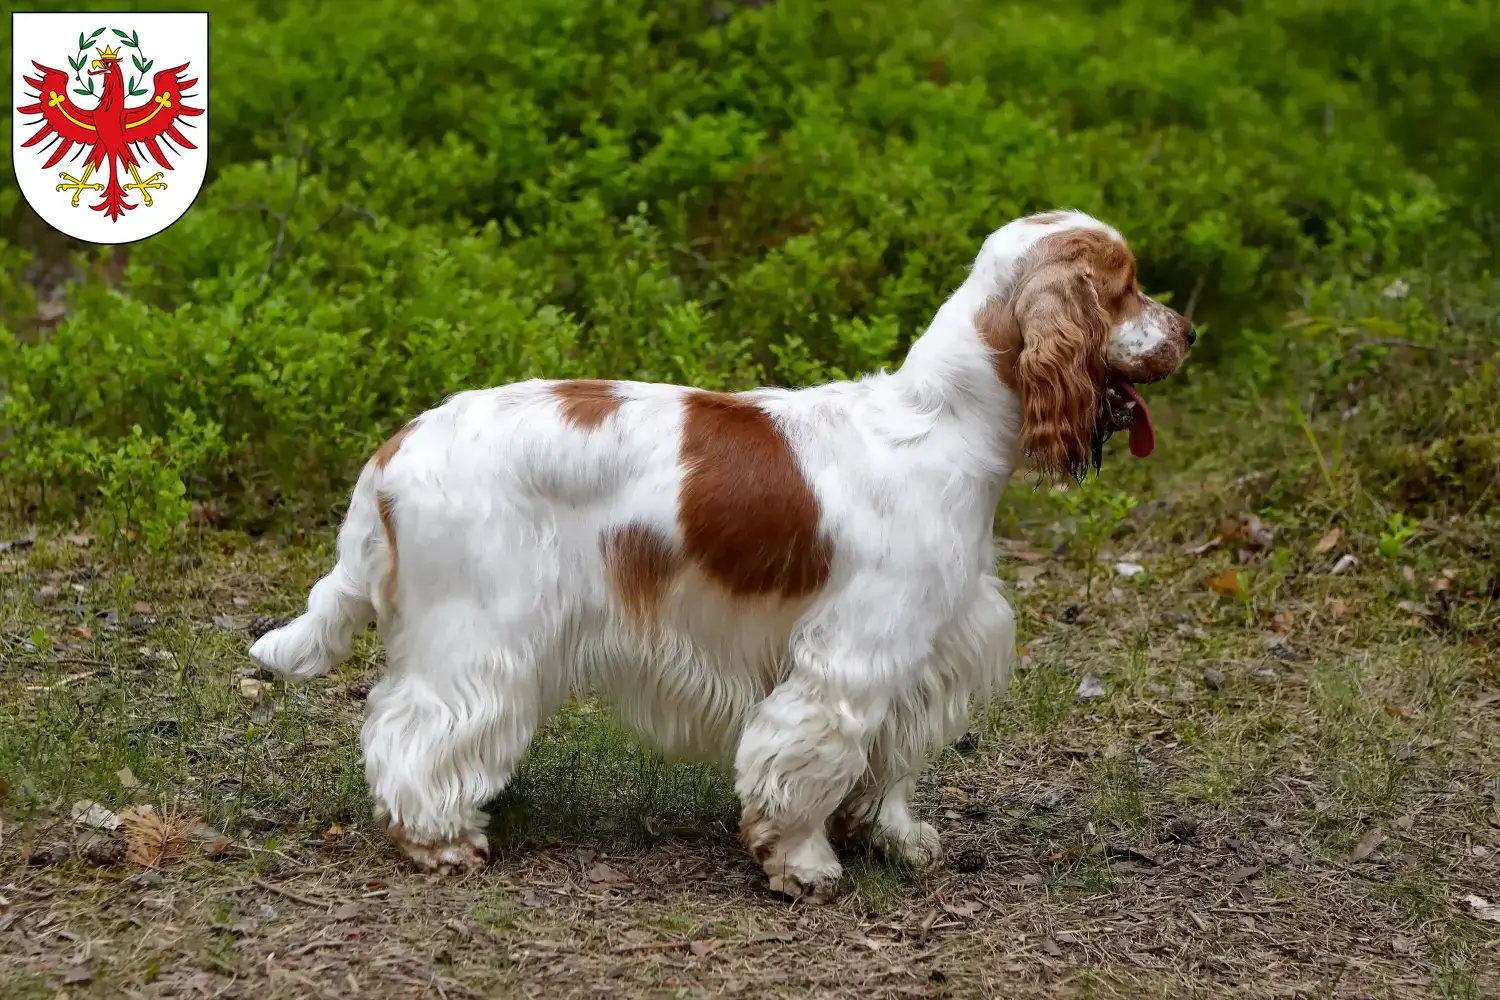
[2,386,1498,998]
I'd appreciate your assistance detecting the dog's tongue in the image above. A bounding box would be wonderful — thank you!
[1118,381,1156,458]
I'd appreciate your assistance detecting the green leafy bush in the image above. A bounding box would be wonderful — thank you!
[2,0,1497,526]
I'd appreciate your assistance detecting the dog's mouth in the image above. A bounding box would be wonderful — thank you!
[1099,375,1156,459]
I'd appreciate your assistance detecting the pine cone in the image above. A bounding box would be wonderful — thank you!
[951,848,988,873]
[247,615,289,639]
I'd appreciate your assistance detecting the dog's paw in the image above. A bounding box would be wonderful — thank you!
[876,819,943,868]
[393,829,490,875]
[768,869,841,903]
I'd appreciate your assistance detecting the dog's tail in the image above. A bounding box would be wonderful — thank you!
[249,463,385,679]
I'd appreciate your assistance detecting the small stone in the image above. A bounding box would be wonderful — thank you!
[34,585,59,606]
[1166,816,1199,841]
[1202,668,1224,691]
[25,843,68,867]
[951,849,987,873]
[1077,673,1106,699]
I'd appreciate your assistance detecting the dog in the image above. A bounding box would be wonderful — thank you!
[250,209,1194,899]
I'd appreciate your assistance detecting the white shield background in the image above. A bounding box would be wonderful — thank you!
[12,12,209,245]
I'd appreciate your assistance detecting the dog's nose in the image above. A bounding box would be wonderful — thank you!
[1185,325,1197,346]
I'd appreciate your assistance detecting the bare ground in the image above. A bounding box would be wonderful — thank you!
[2,429,1498,999]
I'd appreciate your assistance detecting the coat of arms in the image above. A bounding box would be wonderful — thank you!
[12,13,209,244]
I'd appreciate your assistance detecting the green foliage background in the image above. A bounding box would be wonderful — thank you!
[2,0,1497,534]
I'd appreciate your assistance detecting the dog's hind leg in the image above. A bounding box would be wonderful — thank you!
[361,628,554,874]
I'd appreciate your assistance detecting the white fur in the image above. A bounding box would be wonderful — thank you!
[249,210,1173,895]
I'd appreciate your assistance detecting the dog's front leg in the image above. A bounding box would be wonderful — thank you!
[733,650,889,902]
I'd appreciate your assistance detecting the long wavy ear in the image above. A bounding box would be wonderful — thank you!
[1014,252,1111,481]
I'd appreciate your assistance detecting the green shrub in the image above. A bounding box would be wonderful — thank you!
[2,0,1497,526]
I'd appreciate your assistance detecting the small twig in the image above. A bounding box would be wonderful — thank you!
[0,884,56,899]
[1183,273,1206,323]
[24,668,108,692]
[288,938,340,957]
[611,939,692,954]
[245,876,332,910]
[258,135,308,285]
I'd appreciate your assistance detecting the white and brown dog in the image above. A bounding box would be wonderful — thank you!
[250,210,1194,899]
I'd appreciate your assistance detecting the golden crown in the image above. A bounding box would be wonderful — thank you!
[95,44,120,60]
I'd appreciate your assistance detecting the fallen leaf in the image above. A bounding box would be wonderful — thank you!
[1014,551,1046,563]
[1016,565,1045,583]
[1114,561,1145,577]
[63,963,92,985]
[1349,829,1386,863]
[71,799,121,831]
[1393,814,1415,833]
[1431,576,1452,592]
[587,862,630,885]
[239,677,267,700]
[1384,703,1420,720]
[1331,554,1358,575]
[1226,866,1260,884]
[1040,935,1062,957]
[1392,935,1414,955]
[1272,611,1294,631]
[1052,930,1081,945]
[1077,673,1106,700]
[1314,527,1343,554]
[1202,668,1225,691]
[132,602,153,614]
[1401,566,1417,585]
[689,940,717,957]
[67,626,93,639]
[116,766,139,789]
[1207,570,1245,596]
[1396,600,1434,618]
[941,900,980,918]
[1464,894,1500,923]
[1328,598,1350,618]
[322,824,344,840]
[63,534,93,548]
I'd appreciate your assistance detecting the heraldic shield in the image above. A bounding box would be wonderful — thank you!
[12,12,209,245]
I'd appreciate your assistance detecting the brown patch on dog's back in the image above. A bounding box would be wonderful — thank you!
[377,491,400,610]
[374,420,417,470]
[554,380,623,430]
[678,392,833,599]
[603,523,682,625]
[1024,211,1072,226]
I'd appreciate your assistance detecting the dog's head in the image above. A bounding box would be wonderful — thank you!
[974,211,1196,480]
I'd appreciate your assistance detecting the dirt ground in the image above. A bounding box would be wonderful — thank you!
[3,438,1498,999]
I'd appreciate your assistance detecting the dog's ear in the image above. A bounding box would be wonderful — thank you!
[1014,252,1111,481]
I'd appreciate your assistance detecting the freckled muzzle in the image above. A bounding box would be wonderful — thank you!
[1097,304,1194,462]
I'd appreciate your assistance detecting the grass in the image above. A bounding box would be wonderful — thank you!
[2,367,1498,997]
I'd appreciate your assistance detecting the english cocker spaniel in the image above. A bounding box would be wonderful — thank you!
[251,210,1194,899]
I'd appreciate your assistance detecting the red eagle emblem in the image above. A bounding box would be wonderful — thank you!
[17,30,203,222]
